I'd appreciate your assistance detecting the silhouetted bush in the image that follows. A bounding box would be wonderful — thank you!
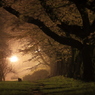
[23,70,49,81]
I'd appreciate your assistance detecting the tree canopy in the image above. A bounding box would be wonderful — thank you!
[0,0,95,81]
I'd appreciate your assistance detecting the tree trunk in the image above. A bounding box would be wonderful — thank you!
[56,60,64,76]
[2,76,5,81]
[82,45,94,81]
[73,49,82,79]
[49,63,57,77]
[0,76,2,81]
[67,48,75,78]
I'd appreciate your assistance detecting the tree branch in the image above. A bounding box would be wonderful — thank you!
[3,6,20,17]
[3,6,83,50]
[39,0,58,22]
[39,0,85,38]
[25,16,83,50]
[85,1,95,12]
[75,4,90,36]
[58,22,84,38]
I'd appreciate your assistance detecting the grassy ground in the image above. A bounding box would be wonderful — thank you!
[0,76,95,95]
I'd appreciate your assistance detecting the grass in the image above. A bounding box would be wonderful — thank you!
[0,76,95,95]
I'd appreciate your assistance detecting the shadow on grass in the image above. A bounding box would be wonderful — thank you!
[41,86,95,95]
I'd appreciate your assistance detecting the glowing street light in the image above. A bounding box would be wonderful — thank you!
[9,56,18,62]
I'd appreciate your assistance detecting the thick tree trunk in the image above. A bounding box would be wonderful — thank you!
[82,45,94,81]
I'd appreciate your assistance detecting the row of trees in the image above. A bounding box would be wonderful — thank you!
[0,31,15,81]
[0,0,95,81]
[0,7,16,81]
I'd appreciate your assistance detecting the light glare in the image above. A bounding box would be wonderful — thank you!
[10,56,18,62]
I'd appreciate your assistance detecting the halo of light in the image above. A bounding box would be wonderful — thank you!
[10,56,18,62]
